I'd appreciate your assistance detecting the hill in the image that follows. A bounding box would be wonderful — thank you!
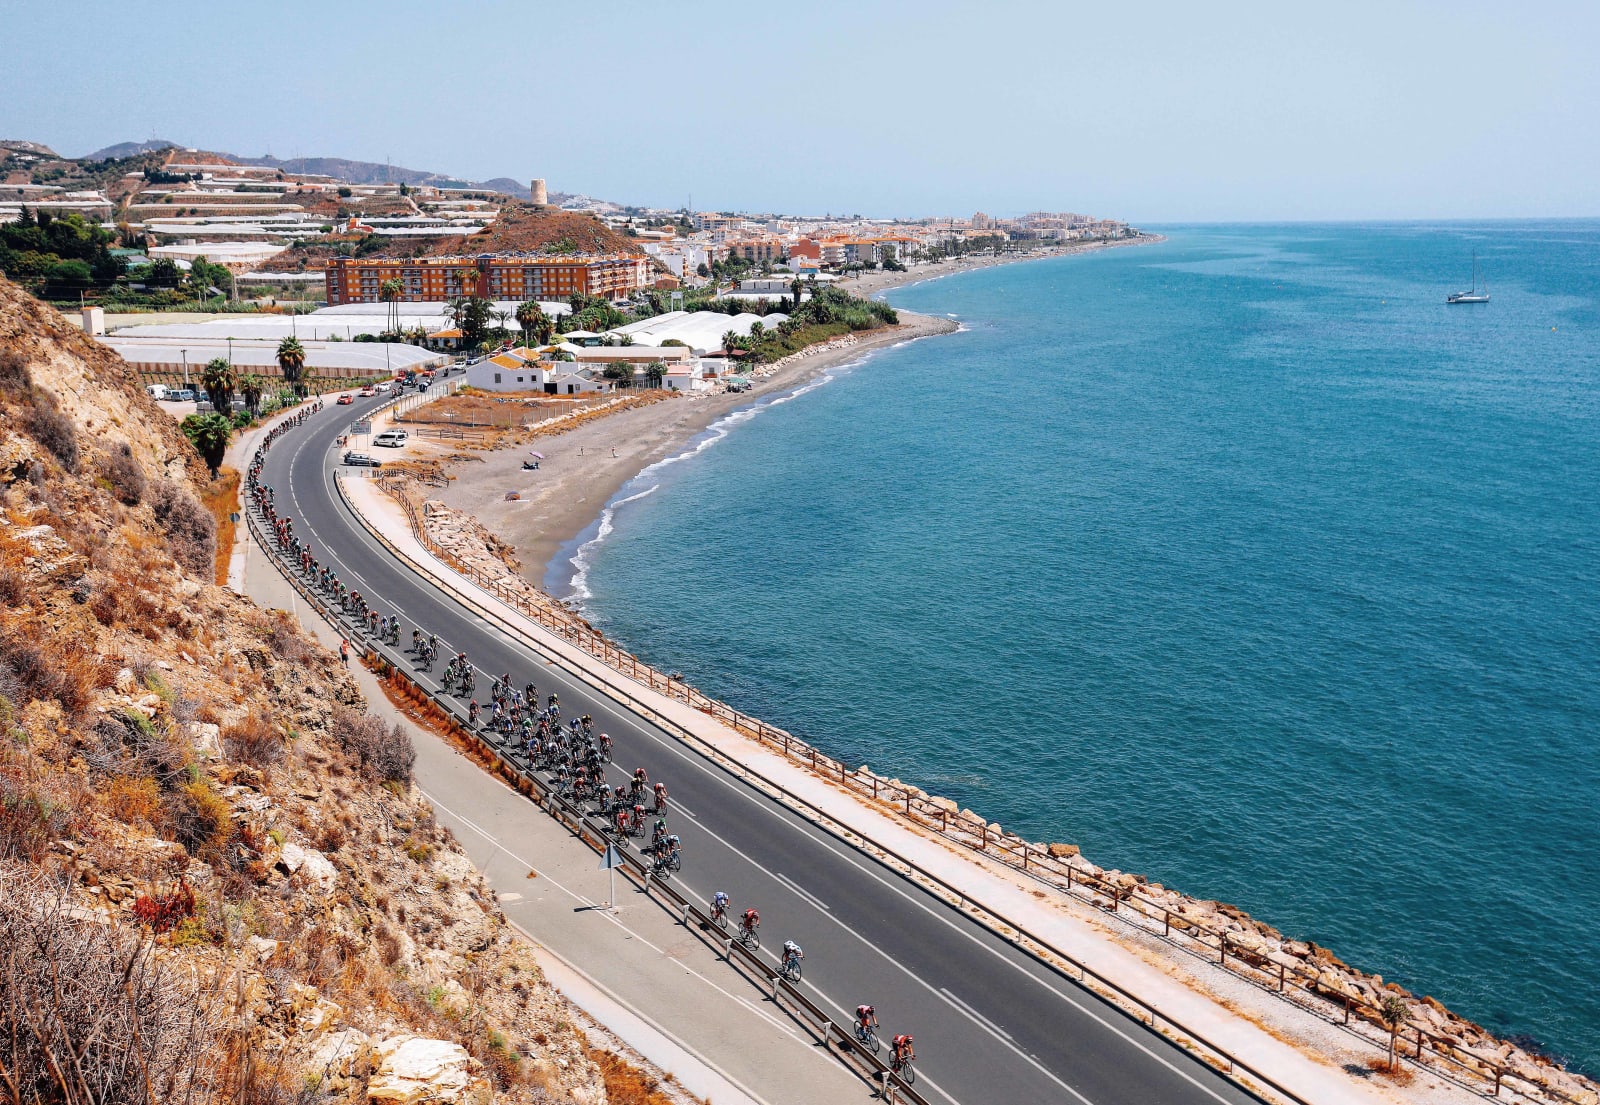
[260,202,638,273]
[0,273,659,1104]
[84,139,182,160]
[421,202,636,256]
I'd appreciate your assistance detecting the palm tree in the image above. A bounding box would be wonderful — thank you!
[748,321,766,344]
[722,330,742,355]
[644,361,665,389]
[180,412,233,474]
[276,336,306,396]
[1379,995,1411,1072]
[199,358,236,414]
[239,373,265,416]
[445,295,467,329]
[790,278,803,309]
[514,300,544,346]
[533,312,556,345]
[380,277,405,334]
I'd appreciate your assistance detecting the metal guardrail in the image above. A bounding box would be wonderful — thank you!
[243,500,929,1102]
[261,398,1582,1105]
[359,484,1585,1104]
[330,479,1323,1105]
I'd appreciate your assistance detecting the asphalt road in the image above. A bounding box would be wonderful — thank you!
[259,393,1264,1105]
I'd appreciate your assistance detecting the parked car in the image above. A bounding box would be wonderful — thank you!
[342,452,382,467]
[336,394,354,405]
[168,388,197,402]
[373,430,408,448]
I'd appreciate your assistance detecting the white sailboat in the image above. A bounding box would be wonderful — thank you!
[1447,250,1489,304]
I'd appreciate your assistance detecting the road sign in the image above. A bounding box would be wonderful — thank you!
[350,419,372,435]
[229,512,240,523]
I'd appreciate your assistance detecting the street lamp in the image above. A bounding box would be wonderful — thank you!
[180,349,189,390]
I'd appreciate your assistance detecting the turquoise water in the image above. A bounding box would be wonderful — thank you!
[559,224,1600,1070]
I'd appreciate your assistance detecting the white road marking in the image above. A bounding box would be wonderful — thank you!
[422,788,815,1050]
[275,430,1242,1105]
[940,987,1012,1041]
[772,872,829,912]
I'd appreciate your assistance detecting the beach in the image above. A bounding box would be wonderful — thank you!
[426,235,1157,593]
[428,307,957,585]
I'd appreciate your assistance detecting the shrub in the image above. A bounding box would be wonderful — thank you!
[131,879,197,934]
[265,611,315,664]
[0,348,30,393]
[162,779,234,861]
[102,441,147,505]
[331,706,415,784]
[0,624,100,720]
[104,774,162,826]
[0,864,213,1103]
[221,715,283,768]
[149,480,216,576]
[25,396,80,472]
[0,770,75,862]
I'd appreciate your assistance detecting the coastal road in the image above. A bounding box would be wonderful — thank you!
[258,393,1266,1105]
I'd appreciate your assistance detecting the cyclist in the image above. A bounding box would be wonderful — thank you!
[855,1005,879,1041]
[653,781,668,814]
[892,1034,915,1071]
[468,700,480,727]
[781,940,804,974]
[740,908,760,940]
[710,891,730,925]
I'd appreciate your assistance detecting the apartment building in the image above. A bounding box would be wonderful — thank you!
[325,253,649,305]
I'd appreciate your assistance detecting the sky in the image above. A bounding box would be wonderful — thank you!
[4,0,1597,222]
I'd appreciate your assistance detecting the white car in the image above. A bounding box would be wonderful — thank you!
[374,381,393,393]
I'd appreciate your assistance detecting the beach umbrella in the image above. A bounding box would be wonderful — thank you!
[528,450,546,459]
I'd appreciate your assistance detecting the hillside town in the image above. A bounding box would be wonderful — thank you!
[0,139,1141,403]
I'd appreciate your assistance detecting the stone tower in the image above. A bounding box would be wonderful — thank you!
[530,178,549,208]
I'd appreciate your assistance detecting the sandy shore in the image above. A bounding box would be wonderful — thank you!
[431,309,958,590]
[430,234,1161,593]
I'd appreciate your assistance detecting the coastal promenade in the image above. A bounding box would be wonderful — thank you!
[240,386,1496,1105]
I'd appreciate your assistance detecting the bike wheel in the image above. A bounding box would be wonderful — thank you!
[900,1060,915,1086]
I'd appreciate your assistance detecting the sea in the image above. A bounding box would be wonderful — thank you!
[553,222,1600,1071]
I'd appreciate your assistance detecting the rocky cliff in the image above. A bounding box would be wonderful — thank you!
[0,275,649,1104]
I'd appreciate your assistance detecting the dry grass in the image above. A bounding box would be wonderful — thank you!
[585,1047,683,1105]
[196,466,241,586]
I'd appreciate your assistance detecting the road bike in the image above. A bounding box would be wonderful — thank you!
[709,901,728,930]
[738,919,760,950]
[891,1053,916,1086]
[779,951,802,983]
[854,1023,879,1052]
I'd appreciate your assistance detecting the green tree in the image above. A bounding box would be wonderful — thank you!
[791,278,803,309]
[276,336,307,396]
[644,361,665,389]
[199,358,236,413]
[42,259,92,299]
[748,321,765,345]
[514,300,545,346]
[1379,995,1411,1072]
[380,277,405,334]
[238,373,265,416]
[600,364,633,388]
[721,330,742,354]
[459,296,493,350]
[180,412,233,473]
